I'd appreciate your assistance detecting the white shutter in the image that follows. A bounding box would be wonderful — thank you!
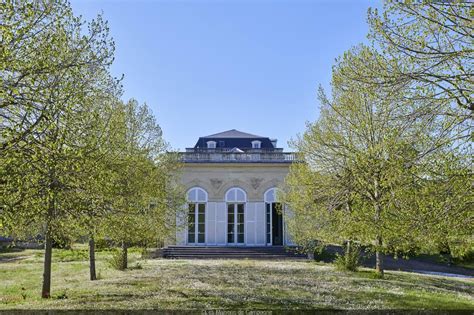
[215,202,227,245]
[255,202,266,245]
[245,202,256,245]
[206,202,216,245]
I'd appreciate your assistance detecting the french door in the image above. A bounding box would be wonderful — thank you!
[266,202,283,246]
[188,203,205,244]
[227,203,245,244]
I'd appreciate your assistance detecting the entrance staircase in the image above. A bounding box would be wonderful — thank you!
[160,245,306,260]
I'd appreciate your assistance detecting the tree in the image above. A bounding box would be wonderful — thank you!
[0,1,119,297]
[371,1,472,112]
[102,99,183,270]
[64,96,122,281]
[0,1,117,151]
[1,1,182,294]
[340,1,472,131]
[283,162,356,253]
[285,46,450,276]
[410,149,473,260]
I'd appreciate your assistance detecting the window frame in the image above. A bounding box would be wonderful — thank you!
[206,141,216,149]
[225,187,247,245]
[251,140,261,149]
[264,188,285,246]
[186,187,208,245]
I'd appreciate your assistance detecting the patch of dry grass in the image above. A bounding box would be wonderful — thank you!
[0,248,473,310]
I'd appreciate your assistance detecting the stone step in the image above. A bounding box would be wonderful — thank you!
[162,252,301,256]
[162,249,294,253]
[163,255,303,259]
[160,246,306,259]
[166,255,305,260]
[163,247,295,252]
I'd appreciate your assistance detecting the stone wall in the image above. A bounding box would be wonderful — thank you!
[180,163,290,201]
[177,162,293,246]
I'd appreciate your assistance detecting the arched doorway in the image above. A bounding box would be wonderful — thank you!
[186,187,207,245]
[264,188,283,246]
[225,187,247,245]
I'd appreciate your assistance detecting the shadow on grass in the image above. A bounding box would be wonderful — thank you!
[98,260,473,310]
[0,247,27,263]
[335,286,474,310]
[355,270,474,295]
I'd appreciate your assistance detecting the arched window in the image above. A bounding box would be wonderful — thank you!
[264,188,277,203]
[225,187,247,202]
[264,188,283,246]
[186,187,207,244]
[187,187,208,203]
[225,187,246,244]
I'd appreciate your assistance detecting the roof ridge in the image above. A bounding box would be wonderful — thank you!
[202,129,265,138]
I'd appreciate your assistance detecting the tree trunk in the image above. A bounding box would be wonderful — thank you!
[41,226,53,298]
[89,235,97,280]
[42,185,56,299]
[375,236,384,276]
[120,240,128,270]
[373,177,384,276]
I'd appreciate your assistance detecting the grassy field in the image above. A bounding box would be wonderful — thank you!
[0,247,473,311]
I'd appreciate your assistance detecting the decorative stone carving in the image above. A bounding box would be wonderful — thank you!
[250,177,263,190]
[210,178,223,190]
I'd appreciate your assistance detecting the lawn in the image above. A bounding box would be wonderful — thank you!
[0,247,473,311]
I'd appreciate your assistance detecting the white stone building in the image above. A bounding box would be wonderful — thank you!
[176,130,296,247]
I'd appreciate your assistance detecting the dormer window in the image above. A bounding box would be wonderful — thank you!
[207,141,216,149]
[251,140,261,149]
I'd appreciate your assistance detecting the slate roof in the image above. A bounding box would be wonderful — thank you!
[194,129,276,149]
[202,129,264,139]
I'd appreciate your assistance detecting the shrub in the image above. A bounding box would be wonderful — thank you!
[140,247,151,259]
[334,242,360,272]
[107,249,126,270]
[313,247,337,262]
[299,240,327,260]
[460,250,474,262]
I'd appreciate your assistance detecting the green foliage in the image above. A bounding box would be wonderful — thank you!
[285,48,432,273]
[0,0,124,297]
[367,1,473,117]
[0,250,473,310]
[313,247,336,263]
[140,248,152,260]
[107,249,126,271]
[284,2,473,274]
[53,250,88,262]
[94,239,113,251]
[98,100,184,269]
[334,244,360,272]
[0,0,184,298]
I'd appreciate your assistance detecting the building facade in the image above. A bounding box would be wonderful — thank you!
[176,130,296,247]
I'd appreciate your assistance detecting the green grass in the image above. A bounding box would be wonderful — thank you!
[0,248,473,310]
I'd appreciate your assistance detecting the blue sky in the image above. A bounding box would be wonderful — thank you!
[71,0,379,150]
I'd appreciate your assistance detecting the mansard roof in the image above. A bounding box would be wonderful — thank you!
[202,129,264,139]
[194,129,276,149]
